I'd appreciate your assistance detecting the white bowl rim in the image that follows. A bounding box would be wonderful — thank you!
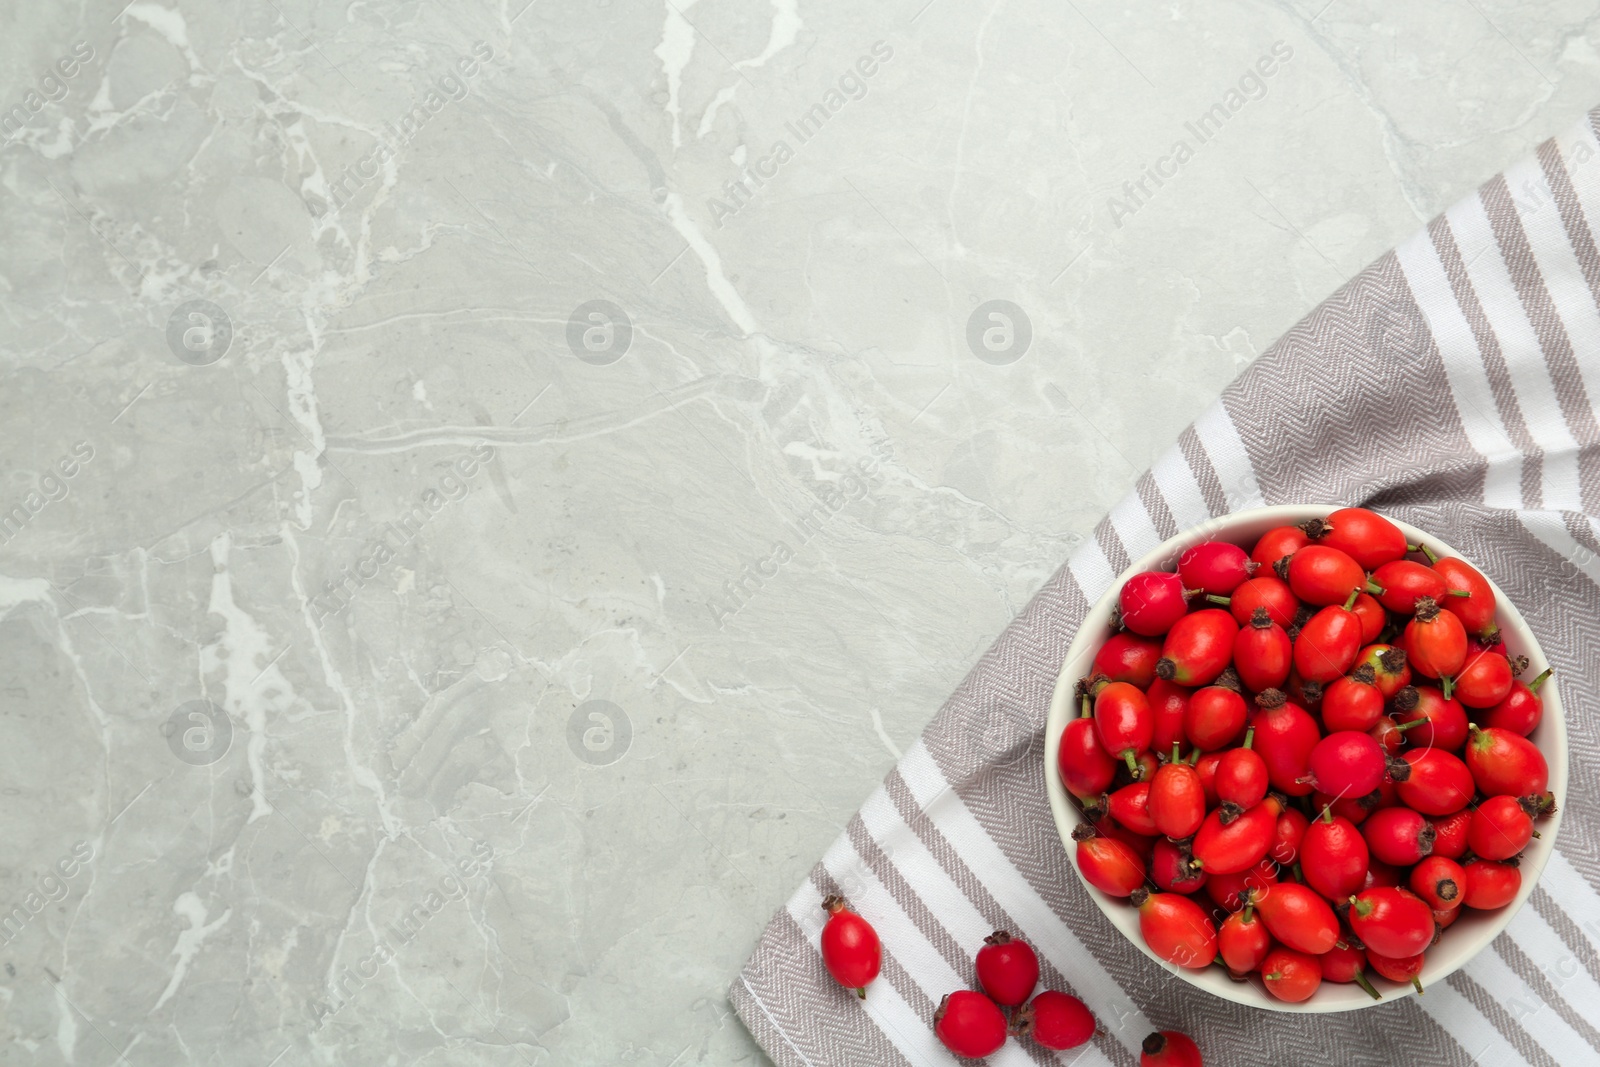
[1042,504,1569,1013]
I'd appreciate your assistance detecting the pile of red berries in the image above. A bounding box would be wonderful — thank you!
[1062,508,1556,1002]
[932,931,1095,1057]
[822,900,1206,1062]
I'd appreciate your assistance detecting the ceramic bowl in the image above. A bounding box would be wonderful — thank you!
[1042,505,1568,1011]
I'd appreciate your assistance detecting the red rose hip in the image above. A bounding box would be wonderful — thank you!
[1073,823,1147,897]
[1179,540,1255,595]
[1261,947,1323,1003]
[1141,1030,1203,1067]
[1155,609,1238,687]
[1016,990,1094,1051]
[1348,886,1435,958]
[975,930,1039,1007]
[1130,888,1217,970]
[820,896,881,997]
[1094,682,1154,778]
[934,990,1008,1058]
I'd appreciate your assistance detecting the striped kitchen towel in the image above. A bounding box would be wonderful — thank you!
[729,104,1600,1067]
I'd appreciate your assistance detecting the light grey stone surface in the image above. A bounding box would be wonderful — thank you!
[0,2,1592,1063]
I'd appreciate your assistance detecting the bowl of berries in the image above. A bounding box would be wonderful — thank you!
[1043,505,1567,1011]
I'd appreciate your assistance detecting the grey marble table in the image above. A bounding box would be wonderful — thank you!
[0,2,1591,1064]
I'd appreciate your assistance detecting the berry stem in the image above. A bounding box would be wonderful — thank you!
[1447,589,1472,598]
[1441,675,1456,700]
[1242,727,1255,750]
[1391,717,1429,732]
[1123,750,1142,778]
[1410,977,1424,995]
[1528,667,1553,693]
[1342,588,1361,611]
[855,987,866,999]
[1419,543,1440,564]
[1366,579,1385,595]
[1206,594,1231,607]
[1354,970,1383,1000]
[1080,694,1092,719]
[1171,742,1182,764]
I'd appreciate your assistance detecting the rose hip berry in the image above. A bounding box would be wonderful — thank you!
[1016,990,1095,1051]
[1269,806,1309,866]
[1371,559,1448,615]
[1392,685,1468,752]
[1467,795,1536,861]
[1452,649,1514,709]
[1147,677,1192,755]
[1094,682,1155,779]
[1366,948,1426,994]
[1429,808,1473,859]
[1218,574,1300,628]
[1120,571,1194,636]
[1428,551,1500,643]
[1461,857,1521,909]
[1255,881,1340,955]
[1129,888,1217,970]
[1286,545,1369,606]
[1073,823,1147,896]
[1150,836,1207,893]
[1363,806,1435,866]
[1155,609,1238,687]
[1214,728,1268,815]
[975,930,1039,1007]
[1306,508,1410,570]
[1092,632,1164,687]
[1060,696,1119,802]
[1301,810,1370,902]
[1396,748,1474,816]
[1409,855,1466,911]
[1294,591,1367,683]
[1149,745,1207,839]
[1465,724,1549,796]
[1348,886,1435,958]
[1321,665,1385,731]
[1358,643,1413,697]
[1321,941,1383,1000]
[1302,729,1390,798]
[1179,540,1256,595]
[1192,795,1282,874]
[1404,596,1468,687]
[1483,667,1551,736]
[934,990,1008,1058]
[1218,906,1271,974]
[820,896,881,998]
[1250,689,1320,796]
[1233,607,1292,691]
[1261,947,1323,1003]
[1251,525,1309,569]
[1141,1030,1204,1067]
[1184,686,1247,752]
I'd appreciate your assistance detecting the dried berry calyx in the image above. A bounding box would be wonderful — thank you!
[1391,685,1420,712]
[1351,663,1377,685]
[1412,596,1441,622]
[1379,646,1407,672]
[1250,606,1273,629]
[1298,517,1334,539]
[1255,688,1288,709]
